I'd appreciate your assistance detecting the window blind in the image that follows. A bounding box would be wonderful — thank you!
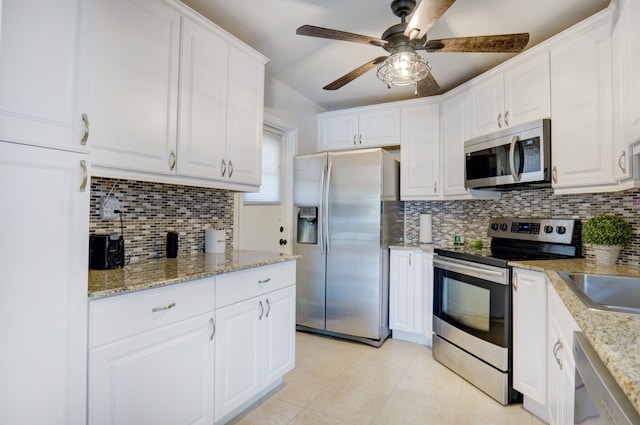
[243,126,283,204]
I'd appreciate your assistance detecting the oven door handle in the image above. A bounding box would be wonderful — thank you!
[433,258,506,278]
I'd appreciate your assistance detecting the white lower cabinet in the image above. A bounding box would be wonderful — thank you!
[88,278,216,425]
[389,248,433,345]
[547,281,580,425]
[214,262,296,424]
[512,268,548,419]
[0,142,89,425]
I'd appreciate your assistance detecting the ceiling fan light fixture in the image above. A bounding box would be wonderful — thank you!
[376,51,431,88]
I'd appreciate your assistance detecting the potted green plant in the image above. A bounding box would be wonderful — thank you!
[582,214,633,265]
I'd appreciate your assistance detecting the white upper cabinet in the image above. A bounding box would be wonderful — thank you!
[612,0,640,183]
[318,106,400,151]
[91,0,181,174]
[550,12,615,193]
[440,89,470,198]
[400,101,440,200]
[469,52,551,139]
[90,0,267,189]
[0,0,94,152]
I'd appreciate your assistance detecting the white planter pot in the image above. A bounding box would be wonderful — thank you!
[592,244,621,265]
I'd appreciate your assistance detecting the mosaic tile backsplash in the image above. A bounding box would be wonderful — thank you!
[90,177,234,262]
[405,187,640,266]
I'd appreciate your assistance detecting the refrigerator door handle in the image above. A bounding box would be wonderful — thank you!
[319,159,327,256]
[325,160,333,255]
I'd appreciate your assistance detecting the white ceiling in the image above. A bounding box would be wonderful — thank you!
[180,0,611,111]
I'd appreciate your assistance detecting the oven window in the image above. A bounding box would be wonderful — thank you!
[443,277,490,332]
[434,268,510,348]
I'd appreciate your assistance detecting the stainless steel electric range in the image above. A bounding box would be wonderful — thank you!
[432,217,581,405]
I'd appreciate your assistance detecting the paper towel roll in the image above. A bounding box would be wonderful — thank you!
[205,229,226,254]
[419,214,432,243]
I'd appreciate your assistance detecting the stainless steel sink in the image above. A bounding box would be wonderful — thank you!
[558,272,640,315]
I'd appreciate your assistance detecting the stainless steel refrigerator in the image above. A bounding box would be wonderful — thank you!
[292,148,403,346]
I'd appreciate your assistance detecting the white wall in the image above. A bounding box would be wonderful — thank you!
[264,76,324,154]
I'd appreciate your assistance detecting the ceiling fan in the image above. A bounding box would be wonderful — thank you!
[296,0,530,96]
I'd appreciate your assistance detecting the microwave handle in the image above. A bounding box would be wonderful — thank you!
[509,135,524,182]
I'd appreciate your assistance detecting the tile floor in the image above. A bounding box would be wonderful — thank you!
[228,331,547,425]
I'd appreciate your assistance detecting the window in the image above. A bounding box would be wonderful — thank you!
[243,125,283,204]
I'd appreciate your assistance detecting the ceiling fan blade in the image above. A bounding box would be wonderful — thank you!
[323,56,388,91]
[296,25,387,47]
[424,33,530,53]
[417,72,440,96]
[404,0,456,40]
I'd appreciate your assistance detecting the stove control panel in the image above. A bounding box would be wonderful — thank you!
[488,217,577,244]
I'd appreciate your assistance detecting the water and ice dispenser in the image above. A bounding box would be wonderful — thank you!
[296,206,318,244]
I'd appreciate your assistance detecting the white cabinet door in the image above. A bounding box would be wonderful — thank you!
[551,16,614,191]
[389,250,416,332]
[440,90,470,197]
[225,44,265,186]
[262,286,296,387]
[547,284,580,425]
[91,0,181,174]
[0,142,89,425]
[89,313,215,425]
[612,0,640,181]
[215,297,262,421]
[319,112,359,150]
[0,0,93,152]
[512,269,547,407]
[469,52,550,139]
[503,52,551,128]
[469,74,504,138]
[401,102,440,199]
[177,15,228,180]
[358,108,401,148]
[318,107,400,151]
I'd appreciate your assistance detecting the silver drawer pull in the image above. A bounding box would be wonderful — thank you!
[258,278,271,284]
[152,302,176,312]
[265,299,271,318]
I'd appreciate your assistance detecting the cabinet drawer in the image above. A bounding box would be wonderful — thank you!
[89,277,215,348]
[216,261,296,309]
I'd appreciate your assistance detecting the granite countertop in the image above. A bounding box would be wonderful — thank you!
[509,258,640,416]
[88,250,300,299]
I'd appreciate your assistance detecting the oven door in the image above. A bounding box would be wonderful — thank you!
[433,256,511,371]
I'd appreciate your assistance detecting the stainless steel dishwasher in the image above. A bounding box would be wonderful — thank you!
[573,332,640,425]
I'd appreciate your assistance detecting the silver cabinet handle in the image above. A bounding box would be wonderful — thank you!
[618,151,627,173]
[497,113,503,128]
[221,159,227,177]
[228,160,233,178]
[258,300,264,320]
[81,113,89,145]
[552,166,558,184]
[553,339,563,369]
[79,160,88,192]
[409,253,412,266]
[169,150,176,170]
[359,134,362,145]
[504,110,510,127]
[152,302,176,312]
[433,181,437,193]
[265,299,271,318]
[513,274,518,290]
[209,317,215,340]
[353,135,357,145]
[258,278,271,285]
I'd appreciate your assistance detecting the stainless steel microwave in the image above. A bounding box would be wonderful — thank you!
[464,119,551,190]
